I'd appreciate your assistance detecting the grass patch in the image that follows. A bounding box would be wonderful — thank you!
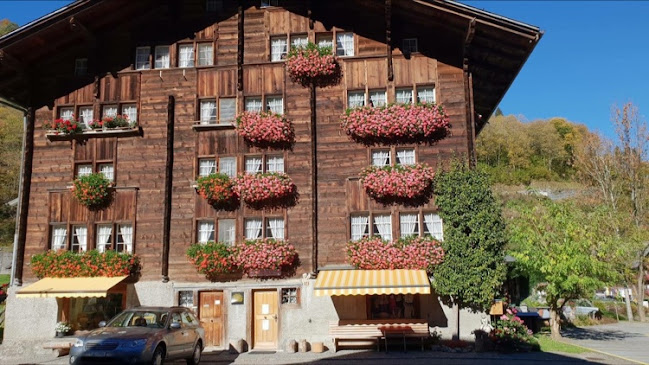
[0,274,9,286]
[535,335,588,354]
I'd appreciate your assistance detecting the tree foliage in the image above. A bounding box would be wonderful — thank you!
[0,105,23,246]
[0,19,18,37]
[433,162,508,311]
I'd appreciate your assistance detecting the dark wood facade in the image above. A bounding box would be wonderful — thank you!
[0,0,541,284]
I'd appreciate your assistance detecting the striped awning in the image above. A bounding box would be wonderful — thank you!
[314,269,431,296]
[17,276,127,298]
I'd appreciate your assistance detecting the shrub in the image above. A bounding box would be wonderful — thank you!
[187,242,237,280]
[341,103,450,146]
[235,111,295,149]
[233,238,297,275]
[491,309,539,352]
[234,172,298,209]
[31,250,140,278]
[286,42,342,88]
[43,116,83,135]
[360,163,434,206]
[196,173,239,211]
[345,236,444,273]
[71,173,113,210]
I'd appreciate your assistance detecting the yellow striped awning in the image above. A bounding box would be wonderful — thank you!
[314,269,431,296]
[17,276,128,298]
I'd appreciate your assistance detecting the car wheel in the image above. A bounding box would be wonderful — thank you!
[152,345,165,365]
[186,342,202,365]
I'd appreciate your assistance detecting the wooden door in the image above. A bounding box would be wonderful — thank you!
[253,290,279,350]
[199,291,224,348]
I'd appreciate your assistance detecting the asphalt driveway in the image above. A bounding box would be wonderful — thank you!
[562,321,649,365]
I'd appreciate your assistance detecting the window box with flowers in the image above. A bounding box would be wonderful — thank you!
[186,241,238,281]
[340,103,450,146]
[235,111,295,149]
[71,173,114,210]
[45,115,141,141]
[346,236,444,273]
[30,250,141,278]
[195,173,239,211]
[233,238,297,278]
[234,172,298,209]
[286,42,342,88]
[359,163,435,206]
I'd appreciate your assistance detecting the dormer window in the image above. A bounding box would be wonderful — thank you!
[402,38,418,55]
[261,0,279,8]
[74,58,88,76]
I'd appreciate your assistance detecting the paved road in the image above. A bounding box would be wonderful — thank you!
[563,321,649,365]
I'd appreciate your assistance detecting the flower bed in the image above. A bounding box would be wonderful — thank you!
[88,115,134,130]
[346,236,444,273]
[233,238,297,277]
[71,173,114,210]
[31,250,140,278]
[235,111,295,149]
[491,309,539,352]
[186,242,237,280]
[43,116,83,135]
[196,173,239,211]
[341,103,450,145]
[286,42,342,88]
[359,163,434,206]
[234,172,298,209]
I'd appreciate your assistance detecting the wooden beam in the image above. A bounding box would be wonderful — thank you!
[68,16,96,45]
[0,50,26,74]
[386,0,393,82]
[310,83,318,272]
[161,95,175,283]
[237,2,244,91]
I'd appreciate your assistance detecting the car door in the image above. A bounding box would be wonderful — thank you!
[180,310,199,355]
[166,312,186,359]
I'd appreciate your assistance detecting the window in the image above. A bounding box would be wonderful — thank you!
[281,288,299,305]
[218,219,236,245]
[396,88,414,104]
[245,218,263,239]
[271,36,288,61]
[396,149,415,166]
[347,91,365,108]
[198,159,216,177]
[79,106,93,129]
[266,96,283,114]
[197,221,215,243]
[246,96,283,114]
[417,86,436,104]
[291,35,308,50]
[371,150,391,167]
[369,294,418,319]
[261,0,279,8]
[373,214,392,241]
[206,0,223,12]
[51,225,67,251]
[423,213,444,241]
[266,217,285,240]
[245,97,263,113]
[103,105,118,118]
[75,58,88,76]
[336,32,354,57]
[400,213,419,238]
[219,157,237,178]
[135,47,151,70]
[76,164,93,178]
[198,43,214,66]
[96,224,113,253]
[179,291,194,308]
[316,33,333,51]
[121,104,137,124]
[245,156,263,174]
[59,107,74,121]
[99,163,114,181]
[350,214,370,241]
[219,98,236,123]
[178,44,195,68]
[369,90,387,108]
[155,46,170,69]
[116,224,133,253]
[246,155,283,174]
[72,225,88,252]
[402,38,418,54]
[200,99,217,124]
[266,155,284,173]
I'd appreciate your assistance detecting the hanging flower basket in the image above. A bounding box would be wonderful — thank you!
[71,173,114,210]
[340,103,450,146]
[196,173,239,211]
[30,250,141,278]
[235,111,295,149]
[359,163,435,206]
[234,172,298,209]
[286,42,342,88]
[346,236,444,273]
[186,242,238,281]
[233,239,297,277]
[43,116,83,135]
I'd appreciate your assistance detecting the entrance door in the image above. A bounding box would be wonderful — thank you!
[253,290,279,350]
[199,291,224,348]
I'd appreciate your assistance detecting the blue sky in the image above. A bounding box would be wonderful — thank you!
[2,0,648,138]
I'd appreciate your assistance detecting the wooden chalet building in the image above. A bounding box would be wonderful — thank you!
[0,0,540,349]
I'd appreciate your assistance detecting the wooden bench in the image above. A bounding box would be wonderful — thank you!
[329,320,430,352]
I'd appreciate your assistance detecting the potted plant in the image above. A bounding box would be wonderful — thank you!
[359,163,435,206]
[286,42,342,88]
[71,173,114,210]
[55,321,72,337]
[234,172,298,209]
[235,111,295,149]
[43,116,83,135]
[340,103,450,146]
[186,242,237,281]
[195,173,239,211]
[233,238,297,277]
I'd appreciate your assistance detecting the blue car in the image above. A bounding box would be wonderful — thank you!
[69,306,204,365]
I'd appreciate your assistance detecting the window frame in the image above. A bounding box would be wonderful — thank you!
[281,287,300,307]
[74,58,88,77]
[197,42,215,66]
[270,35,288,62]
[244,95,284,114]
[369,147,417,167]
[196,155,238,178]
[261,0,279,8]
[135,46,151,70]
[349,211,444,242]
[244,154,285,174]
[335,32,355,57]
[154,45,171,69]
[244,216,285,240]
[178,43,195,68]
[402,38,419,55]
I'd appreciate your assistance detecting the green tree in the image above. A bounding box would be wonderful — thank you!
[0,19,18,37]
[433,161,508,338]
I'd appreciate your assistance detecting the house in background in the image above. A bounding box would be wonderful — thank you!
[0,0,540,349]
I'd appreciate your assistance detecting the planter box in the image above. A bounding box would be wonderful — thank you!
[247,269,282,278]
[46,127,142,141]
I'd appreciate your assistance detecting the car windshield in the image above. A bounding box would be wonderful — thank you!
[107,310,169,329]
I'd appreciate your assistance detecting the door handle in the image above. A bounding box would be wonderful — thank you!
[272,314,277,321]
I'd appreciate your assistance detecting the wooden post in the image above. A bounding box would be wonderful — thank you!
[162,95,175,282]
[237,2,244,91]
[463,19,476,168]
[310,83,318,273]
[13,107,35,286]
[385,0,393,82]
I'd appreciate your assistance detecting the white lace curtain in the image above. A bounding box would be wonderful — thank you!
[77,165,92,177]
[198,221,214,243]
[245,157,263,174]
[75,226,88,252]
[199,159,216,177]
[119,224,134,253]
[271,37,288,61]
[396,149,415,165]
[374,215,392,241]
[266,97,283,115]
[268,218,285,240]
[245,98,263,113]
[245,219,263,239]
[96,225,112,253]
[424,213,444,241]
[372,150,391,167]
[400,214,418,238]
[100,164,114,181]
[266,156,284,173]
[218,219,236,245]
[200,100,217,124]
[219,157,237,177]
[52,226,67,251]
[351,215,369,240]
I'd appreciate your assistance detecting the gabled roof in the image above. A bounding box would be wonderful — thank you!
[0,0,541,132]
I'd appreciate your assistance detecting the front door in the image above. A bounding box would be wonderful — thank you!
[253,290,279,350]
[199,291,224,348]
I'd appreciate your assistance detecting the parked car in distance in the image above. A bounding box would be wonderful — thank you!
[574,299,601,317]
[69,306,204,365]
